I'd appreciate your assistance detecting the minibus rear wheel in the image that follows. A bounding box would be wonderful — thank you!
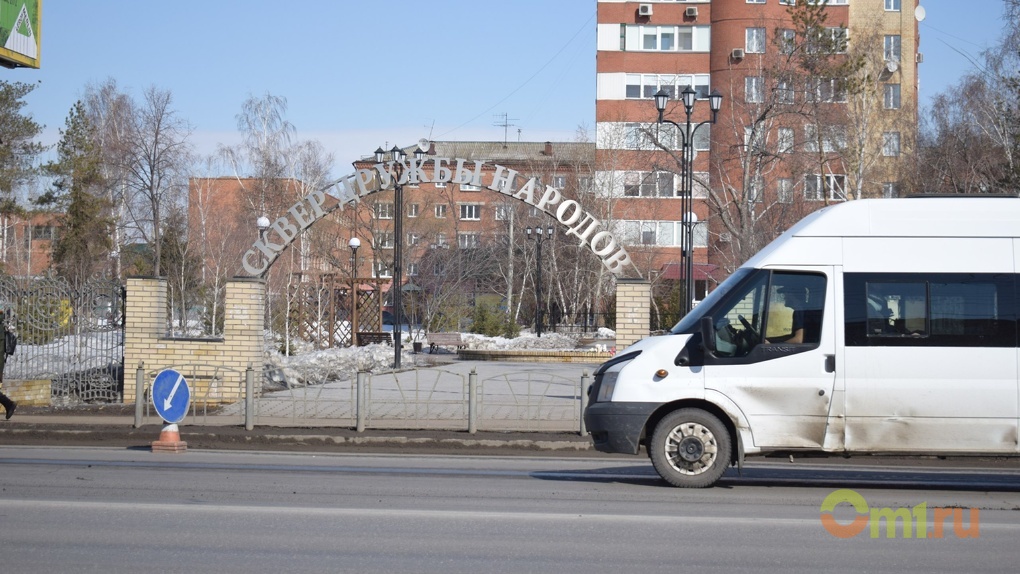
[649,409,732,488]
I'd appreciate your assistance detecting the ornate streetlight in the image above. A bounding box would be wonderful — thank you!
[375,144,427,368]
[348,237,360,347]
[525,226,554,337]
[653,86,722,315]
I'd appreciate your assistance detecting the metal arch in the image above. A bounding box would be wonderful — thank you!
[241,157,638,279]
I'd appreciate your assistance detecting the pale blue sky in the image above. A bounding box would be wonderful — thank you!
[9,0,1010,178]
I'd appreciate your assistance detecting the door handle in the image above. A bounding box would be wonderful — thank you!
[824,354,835,373]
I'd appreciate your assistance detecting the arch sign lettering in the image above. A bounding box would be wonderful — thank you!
[241,157,635,278]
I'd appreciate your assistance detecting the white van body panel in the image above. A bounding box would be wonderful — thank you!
[607,334,705,403]
[592,198,1020,460]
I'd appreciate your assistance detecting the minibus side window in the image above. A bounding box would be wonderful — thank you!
[845,273,1016,347]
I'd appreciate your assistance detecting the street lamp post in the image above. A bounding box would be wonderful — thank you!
[375,145,427,369]
[526,226,554,337]
[349,237,360,347]
[654,86,722,316]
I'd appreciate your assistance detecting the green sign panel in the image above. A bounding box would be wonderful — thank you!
[0,0,40,69]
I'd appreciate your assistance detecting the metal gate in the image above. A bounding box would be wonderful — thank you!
[0,275,125,404]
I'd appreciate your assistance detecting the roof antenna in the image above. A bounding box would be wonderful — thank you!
[493,113,518,148]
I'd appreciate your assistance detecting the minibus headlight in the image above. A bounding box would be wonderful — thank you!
[596,371,618,402]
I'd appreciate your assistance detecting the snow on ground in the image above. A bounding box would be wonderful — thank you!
[266,328,616,388]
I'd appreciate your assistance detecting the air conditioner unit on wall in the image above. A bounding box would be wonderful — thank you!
[916,52,924,63]
[638,3,653,16]
[731,48,745,60]
[685,6,698,18]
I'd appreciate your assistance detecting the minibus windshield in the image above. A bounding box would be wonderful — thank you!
[669,268,754,334]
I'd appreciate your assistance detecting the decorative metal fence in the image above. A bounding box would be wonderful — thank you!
[0,275,125,404]
[216,365,590,433]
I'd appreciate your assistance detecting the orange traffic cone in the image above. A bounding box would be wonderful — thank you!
[151,423,188,453]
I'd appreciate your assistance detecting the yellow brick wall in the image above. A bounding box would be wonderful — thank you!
[2,379,50,406]
[123,277,265,405]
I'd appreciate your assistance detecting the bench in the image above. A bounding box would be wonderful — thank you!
[356,332,392,346]
[426,332,465,353]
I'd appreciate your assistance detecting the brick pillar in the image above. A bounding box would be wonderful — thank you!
[123,277,166,403]
[223,277,265,383]
[614,279,650,350]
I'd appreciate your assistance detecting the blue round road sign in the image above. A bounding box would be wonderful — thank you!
[152,369,191,424]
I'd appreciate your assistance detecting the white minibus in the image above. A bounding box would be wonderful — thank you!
[584,197,1020,487]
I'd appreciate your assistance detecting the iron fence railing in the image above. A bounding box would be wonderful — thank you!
[0,275,125,404]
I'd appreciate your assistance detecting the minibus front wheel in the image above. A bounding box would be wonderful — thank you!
[649,408,732,488]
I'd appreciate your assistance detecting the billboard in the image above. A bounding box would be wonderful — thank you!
[0,0,40,69]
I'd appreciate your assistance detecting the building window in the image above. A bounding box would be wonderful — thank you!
[552,176,566,188]
[458,232,481,249]
[626,25,710,53]
[778,28,796,54]
[408,232,420,246]
[808,77,847,103]
[625,73,712,100]
[460,183,481,191]
[692,172,710,198]
[778,178,794,204]
[745,76,763,103]
[407,203,419,218]
[744,126,766,155]
[747,0,765,3]
[804,125,819,153]
[884,84,901,109]
[885,0,901,11]
[459,204,481,220]
[375,202,394,220]
[805,174,847,201]
[494,205,511,221]
[435,233,447,247]
[748,177,764,203]
[884,35,901,61]
[408,263,419,277]
[623,171,675,197]
[619,220,707,248]
[693,124,711,151]
[882,182,900,198]
[434,204,447,218]
[882,132,901,156]
[776,78,795,104]
[375,231,394,249]
[778,127,794,154]
[434,180,446,188]
[746,27,766,54]
[31,225,55,240]
[373,261,392,279]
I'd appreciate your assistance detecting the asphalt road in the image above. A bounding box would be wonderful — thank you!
[1,447,1018,573]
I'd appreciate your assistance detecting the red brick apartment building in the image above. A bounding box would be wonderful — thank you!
[1,213,60,276]
[596,0,919,296]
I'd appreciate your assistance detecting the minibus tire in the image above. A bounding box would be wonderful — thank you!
[649,409,732,488]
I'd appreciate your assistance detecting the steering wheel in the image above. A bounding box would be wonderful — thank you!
[737,314,761,342]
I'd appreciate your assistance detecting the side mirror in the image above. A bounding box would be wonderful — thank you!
[700,316,717,354]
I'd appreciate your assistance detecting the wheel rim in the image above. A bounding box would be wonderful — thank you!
[663,421,718,476]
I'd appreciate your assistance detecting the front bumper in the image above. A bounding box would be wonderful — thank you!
[584,401,661,455]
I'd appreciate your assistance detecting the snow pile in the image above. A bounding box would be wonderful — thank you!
[266,328,616,388]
